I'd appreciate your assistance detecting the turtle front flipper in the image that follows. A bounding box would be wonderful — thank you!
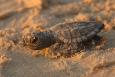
[22,31,57,50]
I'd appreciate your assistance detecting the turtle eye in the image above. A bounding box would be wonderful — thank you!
[31,36,37,43]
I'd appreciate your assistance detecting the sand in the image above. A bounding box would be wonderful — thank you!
[0,0,115,77]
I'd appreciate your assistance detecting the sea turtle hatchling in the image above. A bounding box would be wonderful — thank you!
[22,21,105,57]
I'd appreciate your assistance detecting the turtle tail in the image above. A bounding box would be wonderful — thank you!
[95,22,104,30]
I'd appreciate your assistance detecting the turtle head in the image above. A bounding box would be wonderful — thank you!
[22,32,37,45]
[21,32,38,49]
[22,31,57,50]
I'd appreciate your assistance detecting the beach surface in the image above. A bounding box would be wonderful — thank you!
[0,0,115,77]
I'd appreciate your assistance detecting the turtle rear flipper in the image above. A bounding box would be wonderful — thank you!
[82,35,106,50]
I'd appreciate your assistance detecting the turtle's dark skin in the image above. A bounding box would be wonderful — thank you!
[22,21,105,56]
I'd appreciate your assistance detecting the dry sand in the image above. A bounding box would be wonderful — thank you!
[0,0,115,77]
